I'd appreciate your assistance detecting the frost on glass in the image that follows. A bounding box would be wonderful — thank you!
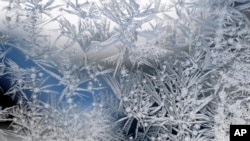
[0,0,249,140]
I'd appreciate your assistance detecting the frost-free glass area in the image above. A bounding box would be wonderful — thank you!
[0,0,250,141]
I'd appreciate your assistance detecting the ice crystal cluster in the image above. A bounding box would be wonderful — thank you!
[0,0,250,140]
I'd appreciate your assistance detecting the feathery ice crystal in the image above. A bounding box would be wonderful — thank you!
[0,0,250,140]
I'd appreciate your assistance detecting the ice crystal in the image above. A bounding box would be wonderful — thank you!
[0,0,250,140]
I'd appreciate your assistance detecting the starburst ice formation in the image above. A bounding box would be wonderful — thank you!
[0,0,250,140]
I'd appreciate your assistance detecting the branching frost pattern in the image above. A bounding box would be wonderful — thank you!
[0,0,250,140]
